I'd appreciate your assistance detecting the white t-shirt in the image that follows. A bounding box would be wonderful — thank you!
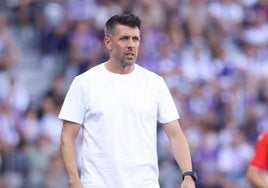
[58,63,179,188]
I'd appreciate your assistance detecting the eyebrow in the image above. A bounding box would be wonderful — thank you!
[119,35,140,39]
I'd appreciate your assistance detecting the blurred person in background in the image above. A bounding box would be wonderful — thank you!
[59,14,196,188]
[247,130,268,187]
[36,1,69,73]
[44,151,68,188]
[68,20,101,73]
[36,75,65,151]
[0,13,19,71]
[26,134,52,188]
[2,0,268,187]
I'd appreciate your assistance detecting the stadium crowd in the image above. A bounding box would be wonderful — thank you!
[0,0,268,187]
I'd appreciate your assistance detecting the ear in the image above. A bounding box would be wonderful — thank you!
[104,36,112,51]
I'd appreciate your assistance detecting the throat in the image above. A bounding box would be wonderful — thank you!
[105,61,135,74]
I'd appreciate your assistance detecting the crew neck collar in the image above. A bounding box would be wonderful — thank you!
[103,62,136,76]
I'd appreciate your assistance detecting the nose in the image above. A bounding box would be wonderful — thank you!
[127,39,135,48]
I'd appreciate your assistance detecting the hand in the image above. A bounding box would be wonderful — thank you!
[181,176,196,188]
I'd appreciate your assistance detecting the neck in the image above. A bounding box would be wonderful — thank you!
[105,60,135,74]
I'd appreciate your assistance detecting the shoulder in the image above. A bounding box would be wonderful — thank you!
[134,65,169,91]
[76,63,105,81]
[135,64,163,80]
[70,63,105,90]
[258,131,268,144]
[260,131,268,139]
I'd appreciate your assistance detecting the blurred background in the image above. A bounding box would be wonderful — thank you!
[0,0,268,187]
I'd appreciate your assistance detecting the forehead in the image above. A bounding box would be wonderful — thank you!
[113,24,140,37]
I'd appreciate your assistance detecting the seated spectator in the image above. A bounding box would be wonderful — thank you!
[0,13,19,71]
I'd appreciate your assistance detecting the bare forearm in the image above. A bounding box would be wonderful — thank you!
[60,121,82,187]
[169,131,192,172]
[163,120,195,188]
[163,120,193,172]
[60,138,81,186]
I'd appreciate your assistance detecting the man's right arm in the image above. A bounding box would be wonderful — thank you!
[60,120,83,188]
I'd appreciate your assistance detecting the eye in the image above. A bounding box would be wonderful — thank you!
[120,36,128,40]
[133,37,140,42]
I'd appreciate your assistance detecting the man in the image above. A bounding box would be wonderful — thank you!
[247,131,268,187]
[59,14,196,188]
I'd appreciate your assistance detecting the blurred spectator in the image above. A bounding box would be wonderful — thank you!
[66,0,98,22]
[94,0,123,30]
[194,130,221,187]
[243,9,268,47]
[44,151,68,188]
[164,14,185,52]
[6,0,36,27]
[38,91,64,149]
[18,107,40,145]
[0,13,19,71]
[7,76,30,114]
[133,0,165,29]
[208,0,245,37]
[181,43,213,83]
[68,20,101,73]
[26,134,52,188]
[180,0,210,46]
[217,127,253,187]
[36,1,69,72]
[118,0,135,13]
[0,100,20,149]
[1,0,268,187]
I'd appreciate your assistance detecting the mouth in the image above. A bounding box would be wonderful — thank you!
[125,52,135,58]
[125,52,135,56]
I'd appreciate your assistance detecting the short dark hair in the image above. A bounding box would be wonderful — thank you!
[104,14,141,36]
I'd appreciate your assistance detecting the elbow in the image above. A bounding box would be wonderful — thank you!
[60,130,77,149]
[60,133,66,152]
[60,121,81,151]
[60,131,72,151]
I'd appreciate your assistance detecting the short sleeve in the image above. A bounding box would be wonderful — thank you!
[157,77,180,124]
[250,132,268,169]
[58,77,86,125]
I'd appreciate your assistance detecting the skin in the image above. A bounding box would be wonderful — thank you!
[247,165,268,188]
[163,120,196,188]
[60,121,82,188]
[104,24,140,74]
[60,24,195,188]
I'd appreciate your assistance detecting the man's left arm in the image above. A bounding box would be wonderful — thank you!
[163,119,196,188]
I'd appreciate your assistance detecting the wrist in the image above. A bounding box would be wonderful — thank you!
[69,179,81,185]
[69,181,83,188]
[182,171,197,183]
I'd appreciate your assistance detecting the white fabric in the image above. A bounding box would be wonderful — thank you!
[59,63,179,188]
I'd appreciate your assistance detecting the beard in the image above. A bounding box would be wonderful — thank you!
[119,54,137,67]
[120,59,134,67]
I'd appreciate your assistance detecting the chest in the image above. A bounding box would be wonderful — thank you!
[85,76,157,116]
